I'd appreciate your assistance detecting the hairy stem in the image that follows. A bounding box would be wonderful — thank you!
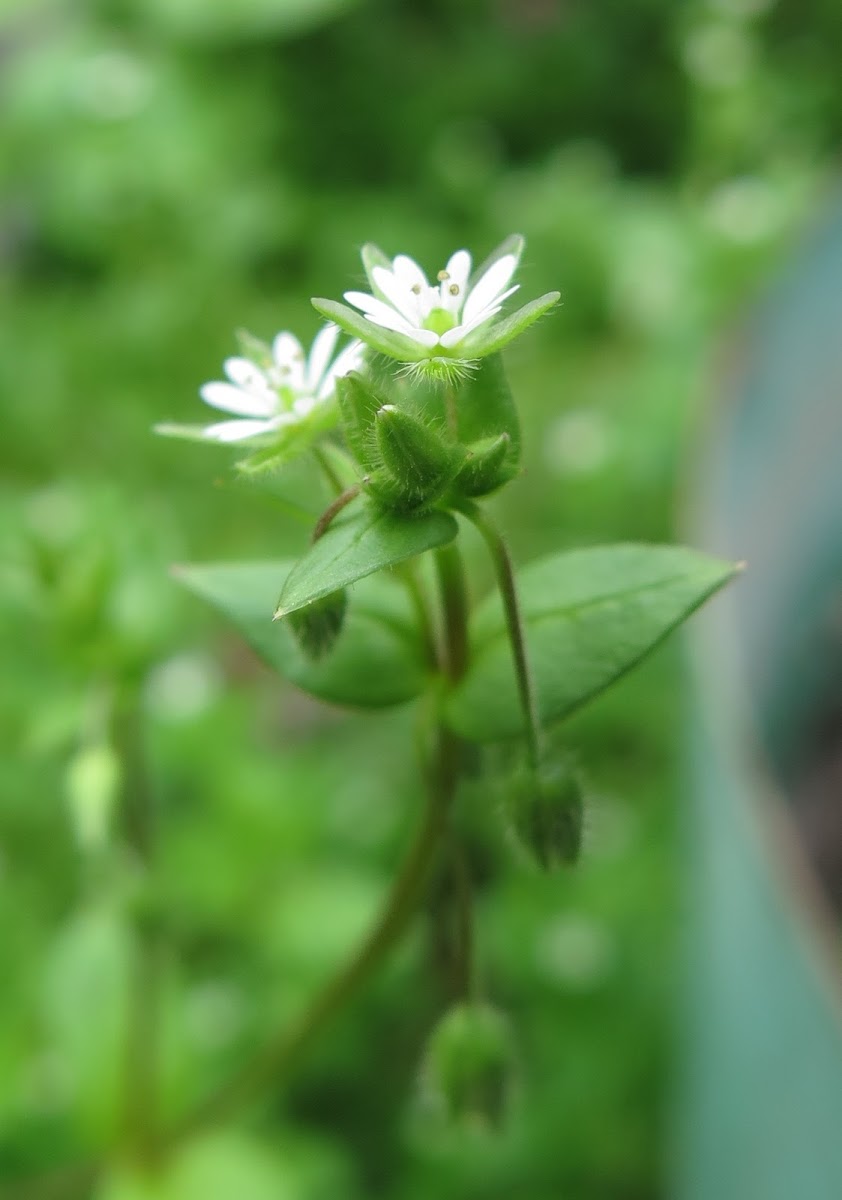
[457,500,543,768]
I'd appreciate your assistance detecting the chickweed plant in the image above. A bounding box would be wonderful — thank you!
[153,235,736,1138]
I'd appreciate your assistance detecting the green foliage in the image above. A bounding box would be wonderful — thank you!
[448,545,739,741]
[2,0,838,1195]
[275,503,458,617]
[175,561,429,708]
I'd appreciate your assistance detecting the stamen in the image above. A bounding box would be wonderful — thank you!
[449,284,460,296]
[411,284,422,295]
[437,270,450,281]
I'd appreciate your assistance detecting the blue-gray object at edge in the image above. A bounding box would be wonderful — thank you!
[678,192,842,1199]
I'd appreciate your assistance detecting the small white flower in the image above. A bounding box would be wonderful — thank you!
[313,235,560,379]
[344,248,519,356]
[156,324,363,446]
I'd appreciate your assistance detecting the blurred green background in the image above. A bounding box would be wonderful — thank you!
[2,0,841,1196]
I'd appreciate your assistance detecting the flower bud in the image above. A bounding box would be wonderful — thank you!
[507,757,584,869]
[372,405,459,511]
[452,432,514,498]
[424,1002,514,1131]
[287,589,347,660]
[335,372,381,470]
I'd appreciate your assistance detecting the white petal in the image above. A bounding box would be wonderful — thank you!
[371,266,424,324]
[439,249,472,313]
[200,381,275,417]
[292,395,318,417]
[224,357,268,392]
[462,254,518,324]
[344,291,416,334]
[438,306,500,348]
[201,418,277,443]
[441,286,519,348]
[318,340,365,399]
[406,327,440,349]
[272,332,306,389]
[392,254,429,292]
[306,323,339,391]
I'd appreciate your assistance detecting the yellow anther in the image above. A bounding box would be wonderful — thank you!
[411,284,422,295]
[437,270,450,281]
[449,283,460,296]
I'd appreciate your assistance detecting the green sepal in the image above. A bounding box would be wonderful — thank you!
[468,234,525,291]
[234,328,273,370]
[451,433,514,498]
[361,243,394,297]
[311,298,428,362]
[454,355,521,472]
[286,588,347,660]
[462,292,561,359]
[373,405,461,511]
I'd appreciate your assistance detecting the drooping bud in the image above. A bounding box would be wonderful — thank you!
[507,756,584,869]
[451,432,513,498]
[372,405,459,511]
[423,1002,514,1132]
[287,589,347,660]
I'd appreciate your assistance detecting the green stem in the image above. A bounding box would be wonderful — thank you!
[398,563,438,671]
[165,728,458,1146]
[112,688,160,1165]
[312,485,360,542]
[434,543,469,684]
[457,500,542,769]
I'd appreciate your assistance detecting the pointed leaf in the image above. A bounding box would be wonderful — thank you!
[276,501,458,617]
[447,544,740,740]
[463,292,561,359]
[175,560,430,709]
[311,298,426,362]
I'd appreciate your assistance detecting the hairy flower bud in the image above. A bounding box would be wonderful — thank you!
[507,757,584,869]
[335,372,382,470]
[287,589,347,660]
[372,405,459,511]
[424,1002,514,1131]
[451,432,514,498]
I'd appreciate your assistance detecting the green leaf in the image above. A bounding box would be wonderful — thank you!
[176,559,431,709]
[311,298,426,362]
[276,501,458,617]
[463,291,561,359]
[447,544,739,740]
[454,355,520,472]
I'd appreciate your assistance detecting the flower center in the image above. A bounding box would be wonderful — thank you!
[423,306,457,336]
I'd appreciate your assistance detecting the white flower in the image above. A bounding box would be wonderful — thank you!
[156,324,363,446]
[344,247,519,356]
[312,235,560,377]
